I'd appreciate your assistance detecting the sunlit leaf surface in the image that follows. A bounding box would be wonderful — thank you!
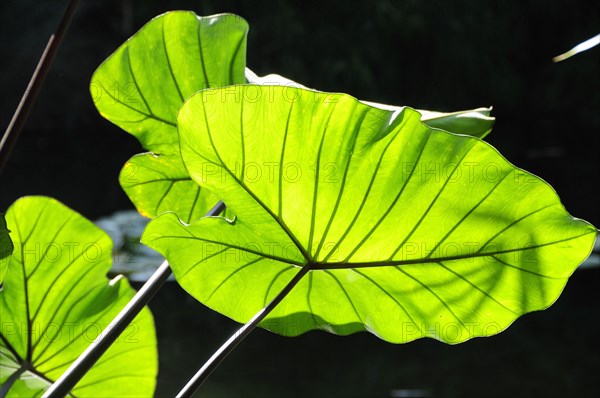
[91,11,248,221]
[144,86,596,343]
[0,197,157,396]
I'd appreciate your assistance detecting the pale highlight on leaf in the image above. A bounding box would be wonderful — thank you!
[247,68,495,139]
[553,33,600,62]
[0,197,157,396]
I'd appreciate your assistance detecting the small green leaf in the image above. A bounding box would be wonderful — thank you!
[143,85,596,344]
[119,153,221,222]
[91,11,248,220]
[1,212,13,283]
[0,197,157,396]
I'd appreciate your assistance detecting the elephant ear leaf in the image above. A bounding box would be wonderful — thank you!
[91,11,248,221]
[1,212,13,283]
[0,196,157,397]
[143,86,596,344]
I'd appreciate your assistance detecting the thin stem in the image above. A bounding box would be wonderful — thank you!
[0,0,80,174]
[42,201,225,398]
[176,265,311,398]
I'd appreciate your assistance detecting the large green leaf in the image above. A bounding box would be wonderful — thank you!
[91,11,248,220]
[143,85,596,344]
[0,213,13,283]
[0,197,157,396]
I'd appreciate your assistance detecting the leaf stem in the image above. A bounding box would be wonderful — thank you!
[0,0,79,174]
[42,201,225,398]
[176,265,311,398]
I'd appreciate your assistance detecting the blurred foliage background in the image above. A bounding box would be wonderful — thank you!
[1,1,598,397]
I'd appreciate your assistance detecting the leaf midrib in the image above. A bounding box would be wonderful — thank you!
[159,228,593,286]
[0,344,77,398]
[96,81,176,129]
[310,231,594,270]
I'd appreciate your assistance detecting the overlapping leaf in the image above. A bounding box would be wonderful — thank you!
[0,197,157,396]
[411,107,494,138]
[143,85,596,343]
[91,11,248,221]
[246,69,495,139]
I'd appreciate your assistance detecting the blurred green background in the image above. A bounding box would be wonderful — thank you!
[1,1,599,397]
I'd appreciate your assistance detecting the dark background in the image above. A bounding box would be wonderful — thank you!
[1,1,599,397]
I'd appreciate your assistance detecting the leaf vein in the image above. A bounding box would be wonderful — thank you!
[314,104,368,259]
[161,18,184,102]
[351,269,420,330]
[436,262,518,315]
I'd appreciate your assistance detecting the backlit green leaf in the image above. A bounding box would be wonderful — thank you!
[91,11,248,220]
[119,153,220,222]
[0,197,157,396]
[143,85,596,344]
